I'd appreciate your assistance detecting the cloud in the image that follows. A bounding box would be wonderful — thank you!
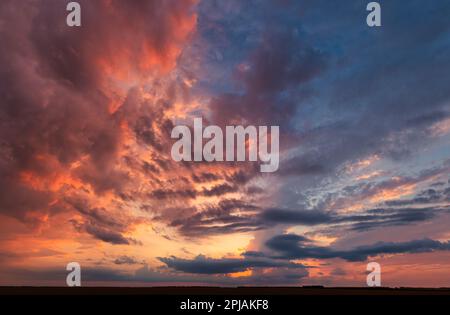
[385,186,450,207]
[343,207,442,231]
[150,188,197,200]
[114,255,144,265]
[66,196,146,244]
[0,0,201,241]
[201,183,238,196]
[159,254,306,274]
[84,224,131,245]
[259,206,447,232]
[261,208,332,225]
[207,7,327,128]
[265,234,450,262]
[191,172,221,183]
[168,199,263,237]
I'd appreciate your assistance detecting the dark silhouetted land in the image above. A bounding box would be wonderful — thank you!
[1,286,449,295]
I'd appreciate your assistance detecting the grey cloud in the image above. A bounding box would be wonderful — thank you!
[114,255,144,265]
[385,187,450,207]
[260,207,446,232]
[265,234,450,262]
[169,200,262,237]
[202,183,238,197]
[84,224,131,245]
[158,254,306,275]
[261,208,332,225]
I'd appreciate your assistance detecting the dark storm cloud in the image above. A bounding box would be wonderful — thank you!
[265,234,450,262]
[158,254,305,274]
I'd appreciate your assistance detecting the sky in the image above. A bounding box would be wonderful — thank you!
[0,0,450,287]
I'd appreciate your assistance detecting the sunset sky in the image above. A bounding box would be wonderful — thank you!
[1,0,450,287]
